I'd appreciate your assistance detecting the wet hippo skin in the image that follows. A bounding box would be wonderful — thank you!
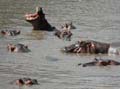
[78,58,120,67]
[62,40,119,54]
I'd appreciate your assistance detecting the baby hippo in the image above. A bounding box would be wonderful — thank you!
[78,58,120,67]
[7,43,30,52]
[1,30,20,36]
[15,78,38,86]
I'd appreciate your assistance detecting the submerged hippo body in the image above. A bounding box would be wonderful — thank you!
[25,7,54,31]
[1,30,20,36]
[15,78,38,86]
[62,40,119,55]
[7,43,30,52]
[78,58,120,67]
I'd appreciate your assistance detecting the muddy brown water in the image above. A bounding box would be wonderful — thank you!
[0,0,120,89]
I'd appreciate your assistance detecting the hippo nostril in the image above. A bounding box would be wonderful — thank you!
[11,47,15,52]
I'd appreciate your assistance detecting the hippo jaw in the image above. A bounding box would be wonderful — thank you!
[25,7,53,31]
[25,7,43,22]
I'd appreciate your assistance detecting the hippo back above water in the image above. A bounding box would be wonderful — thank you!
[62,40,119,55]
[78,58,120,67]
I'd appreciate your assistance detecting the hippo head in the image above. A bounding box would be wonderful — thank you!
[15,78,38,86]
[62,41,80,52]
[1,30,20,36]
[7,44,30,52]
[62,41,92,53]
[93,58,116,66]
[54,29,72,41]
[25,7,53,31]
[7,44,16,52]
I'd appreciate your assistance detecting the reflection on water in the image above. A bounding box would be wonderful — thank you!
[26,30,45,40]
[0,0,120,89]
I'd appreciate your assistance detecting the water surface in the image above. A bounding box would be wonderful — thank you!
[0,0,120,89]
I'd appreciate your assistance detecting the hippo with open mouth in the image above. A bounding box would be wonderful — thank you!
[25,6,54,31]
[62,40,119,55]
[7,43,30,52]
[1,29,20,36]
[78,58,120,67]
[15,77,38,86]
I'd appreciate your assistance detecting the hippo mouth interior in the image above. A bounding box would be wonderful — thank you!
[25,13,39,21]
[25,7,43,21]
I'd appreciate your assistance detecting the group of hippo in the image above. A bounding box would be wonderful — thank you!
[1,6,120,86]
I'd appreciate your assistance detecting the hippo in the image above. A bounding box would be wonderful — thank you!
[1,29,20,36]
[7,43,30,52]
[61,22,76,30]
[54,29,72,41]
[25,6,54,31]
[62,40,119,55]
[15,78,38,86]
[78,58,120,67]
